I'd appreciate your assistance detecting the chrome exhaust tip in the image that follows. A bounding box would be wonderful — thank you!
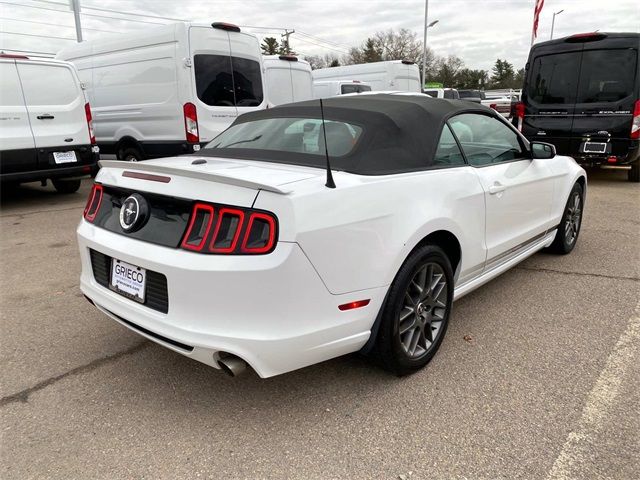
[218,355,247,377]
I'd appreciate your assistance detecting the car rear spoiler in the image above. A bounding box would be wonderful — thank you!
[98,160,290,194]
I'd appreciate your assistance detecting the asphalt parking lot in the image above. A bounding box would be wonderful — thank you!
[1,170,638,480]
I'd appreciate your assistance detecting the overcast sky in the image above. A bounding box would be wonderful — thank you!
[1,0,638,71]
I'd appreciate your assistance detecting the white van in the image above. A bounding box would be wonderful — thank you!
[263,55,313,106]
[57,22,266,161]
[312,60,421,93]
[313,80,372,99]
[0,54,98,193]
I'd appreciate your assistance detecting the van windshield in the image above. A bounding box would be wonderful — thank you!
[576,49,637,103]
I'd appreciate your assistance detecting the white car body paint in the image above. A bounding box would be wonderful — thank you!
[78,104,586,378]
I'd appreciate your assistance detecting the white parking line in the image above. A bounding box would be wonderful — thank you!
[547,300,640,480]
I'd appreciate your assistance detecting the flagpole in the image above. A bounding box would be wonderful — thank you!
[530,1,536,46]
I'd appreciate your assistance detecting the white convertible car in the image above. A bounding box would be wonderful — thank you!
[79,94,586,377]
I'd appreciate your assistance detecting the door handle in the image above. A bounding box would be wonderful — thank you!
[488,183,506,195]
[37,114,55,120]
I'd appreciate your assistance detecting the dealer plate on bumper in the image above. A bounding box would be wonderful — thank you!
[53,151,77,164]
[110,259,146,303]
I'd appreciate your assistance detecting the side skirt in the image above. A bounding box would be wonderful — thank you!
[453,229,557,301]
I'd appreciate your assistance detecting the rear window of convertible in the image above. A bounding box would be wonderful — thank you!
[205,118,363,158]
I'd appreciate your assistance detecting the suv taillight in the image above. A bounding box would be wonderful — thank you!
[631,100,640,140]
[514,101,525,132]
[85,103,96,145]
[183,102,199,143]
[83,183,103,222]
[180,202,278,255]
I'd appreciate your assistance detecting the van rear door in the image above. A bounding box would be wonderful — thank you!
[228,33,265,115]
[571,45,638,157]
[16,61,90,169]
[190,25,238,143]
[0,59,36,175]
[522,45,582,155]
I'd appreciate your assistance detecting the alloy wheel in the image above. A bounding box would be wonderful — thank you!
[398,262,449,359]
[564,192,582,245]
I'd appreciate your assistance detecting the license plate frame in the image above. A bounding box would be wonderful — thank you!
[53,151,78,164]
[110,258,146,303]
[583,142,607,154]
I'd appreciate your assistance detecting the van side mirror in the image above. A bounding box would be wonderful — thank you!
[530,141,556,159]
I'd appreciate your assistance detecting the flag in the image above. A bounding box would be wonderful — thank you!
[532,0,545,42]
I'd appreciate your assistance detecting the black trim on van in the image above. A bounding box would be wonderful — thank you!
[0,145,98,182]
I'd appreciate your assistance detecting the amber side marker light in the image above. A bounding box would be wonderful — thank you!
[338,299,370,311]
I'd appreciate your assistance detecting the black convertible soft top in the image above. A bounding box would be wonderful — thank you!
[201,94,491,175]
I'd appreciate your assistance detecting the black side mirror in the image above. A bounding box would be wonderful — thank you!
[531,141,556,159]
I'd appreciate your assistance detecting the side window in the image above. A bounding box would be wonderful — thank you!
[433,124,465,166]
[449,114,525,166]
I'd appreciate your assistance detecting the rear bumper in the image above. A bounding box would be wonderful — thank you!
[1,162,99,182]
[0,145,99,182]
[77,221,386,377]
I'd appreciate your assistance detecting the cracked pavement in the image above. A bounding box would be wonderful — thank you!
[1,170,639,479]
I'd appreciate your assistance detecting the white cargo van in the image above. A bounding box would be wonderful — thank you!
[263,55,313,106]
[0,54,98,193]
[313,80,372,99]
[57,22,266,161]
[312,60,421,93]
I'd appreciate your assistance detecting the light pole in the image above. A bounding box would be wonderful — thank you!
[550,9,564,40]
[422,0,439,89]
[69,0,83,42]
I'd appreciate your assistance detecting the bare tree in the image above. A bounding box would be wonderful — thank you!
[374,28,423,62]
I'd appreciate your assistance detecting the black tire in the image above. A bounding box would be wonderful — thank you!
[547,182,584,254]
[374,244,454,376]
[52,178,81,194]
[628,162,640,183]
[118,147,143,162]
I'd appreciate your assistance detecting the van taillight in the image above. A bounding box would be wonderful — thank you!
[515,102,525,132]
[183,102,199,144]
[85,103,96,145]
[180,201,277,255]
[631,100,640,140]
[83,183,103,222]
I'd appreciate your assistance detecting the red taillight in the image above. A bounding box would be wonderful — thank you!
[183,102,199,144]
[631,100,640,140]
[83,183,103,222]
[180,201,278,255]
[515,101,525,132]
[85,103,96,145]
[338,299,370,311]
[181,203,215,251]
[241,212,277,254]
[489,103,497,110]
[278,55,298,62]
[209,208,245,253]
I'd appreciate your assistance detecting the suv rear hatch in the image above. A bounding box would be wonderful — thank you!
[523,33,639,163]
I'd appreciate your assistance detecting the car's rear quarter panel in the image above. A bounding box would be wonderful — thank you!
[255,167,487,295]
